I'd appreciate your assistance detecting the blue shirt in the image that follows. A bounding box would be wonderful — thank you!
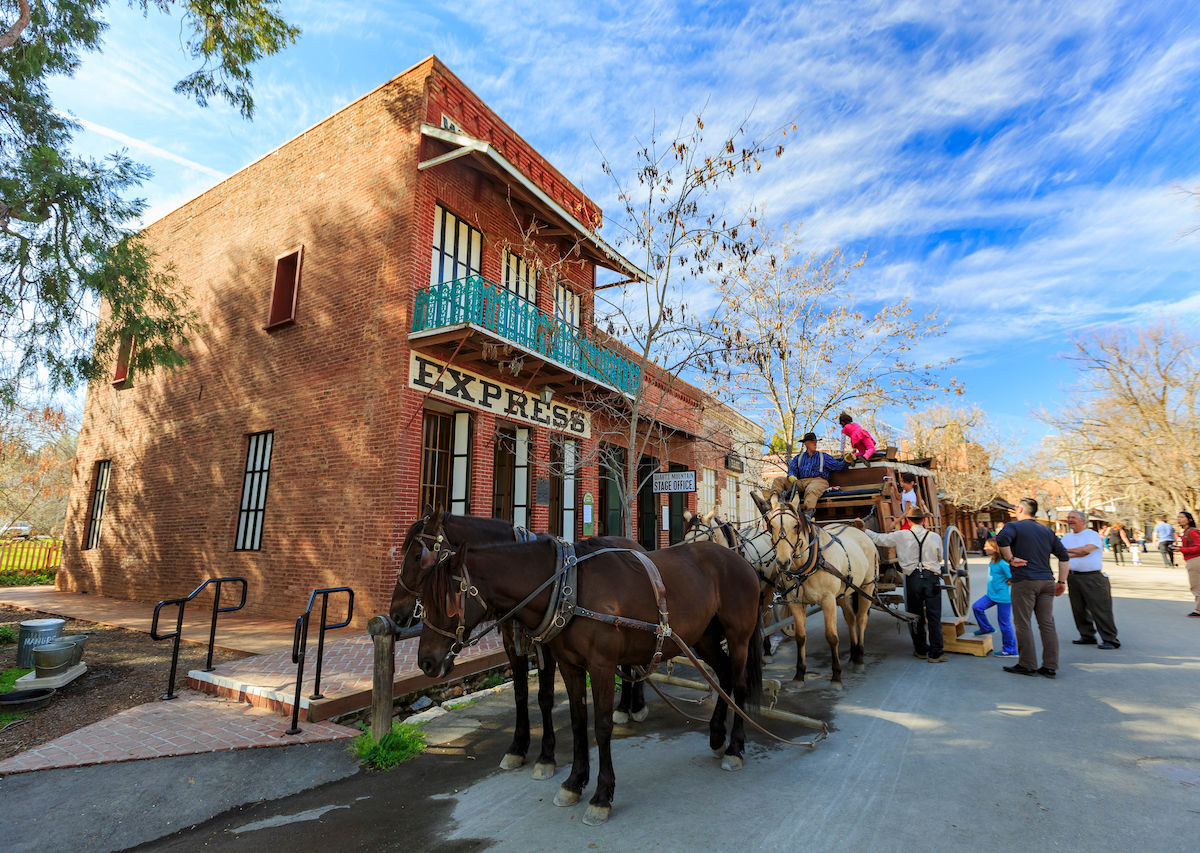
[1154,521,1175,542]
[994,519,1070,582]
[986,559,1012,603]
[787,449,847,480]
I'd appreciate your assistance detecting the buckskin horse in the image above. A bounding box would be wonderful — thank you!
[760,492,879,687]
[388,512,646,779]
[405,510,764,826]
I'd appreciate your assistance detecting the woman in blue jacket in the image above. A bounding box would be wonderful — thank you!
[972,539,1017,655]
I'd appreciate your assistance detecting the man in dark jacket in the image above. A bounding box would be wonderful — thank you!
[995,497,1070,678]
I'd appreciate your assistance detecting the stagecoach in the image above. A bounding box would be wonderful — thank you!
[810,457,973,619]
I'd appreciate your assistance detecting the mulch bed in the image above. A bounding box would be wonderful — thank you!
[0,606,250,763]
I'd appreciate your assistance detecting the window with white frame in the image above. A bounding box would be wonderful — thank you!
[739,480,753,524]
[700,468,716,512]
[724,474,738,519]
[502,251,537,303]
[554,282,581,328]
[441,114,461,132]
[431,205,482,285]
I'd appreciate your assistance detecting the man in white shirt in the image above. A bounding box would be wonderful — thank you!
[858,505,946,662]
[1062,510,1120,649]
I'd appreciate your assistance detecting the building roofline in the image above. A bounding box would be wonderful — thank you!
[418,123,645,282]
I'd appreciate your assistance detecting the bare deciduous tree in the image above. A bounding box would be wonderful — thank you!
[902,404,1000,510]
[704,225,960,474]
[1038,323,1200,514]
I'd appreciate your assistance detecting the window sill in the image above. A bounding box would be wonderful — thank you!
[264,318,296,331]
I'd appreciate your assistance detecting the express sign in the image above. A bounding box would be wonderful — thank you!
[409,352,591,438]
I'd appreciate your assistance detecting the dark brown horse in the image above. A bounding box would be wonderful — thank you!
[388,512,645,779]
[406,512,763,826]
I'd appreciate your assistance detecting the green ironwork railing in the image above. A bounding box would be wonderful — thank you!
[411,275,641,394]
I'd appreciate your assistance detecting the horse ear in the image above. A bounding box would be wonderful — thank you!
[750,489,770,519]
[429,504,445,535]
[788,491,801,511]
[703,509,716,525]
[683,509,693,525]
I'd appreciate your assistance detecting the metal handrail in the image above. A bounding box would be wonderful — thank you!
[411,275,642,393]
[285,586,354,735]
[150,577,248,700]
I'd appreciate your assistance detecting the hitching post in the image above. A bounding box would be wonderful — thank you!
[366,615,396,741]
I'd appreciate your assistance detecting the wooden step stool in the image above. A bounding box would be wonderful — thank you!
[941,614,992,656]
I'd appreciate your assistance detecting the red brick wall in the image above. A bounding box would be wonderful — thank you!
[60,56,749,622]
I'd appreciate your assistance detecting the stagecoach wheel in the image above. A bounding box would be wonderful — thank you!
[942,525,971,617]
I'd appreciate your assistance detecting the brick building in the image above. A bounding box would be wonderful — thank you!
[59,57,763,620]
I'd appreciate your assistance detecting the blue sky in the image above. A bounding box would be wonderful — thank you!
[53,1,1200,447]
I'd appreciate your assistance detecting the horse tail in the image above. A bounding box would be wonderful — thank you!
[745,605,764,709]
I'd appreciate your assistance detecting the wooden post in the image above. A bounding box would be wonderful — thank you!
[367,616,396,741]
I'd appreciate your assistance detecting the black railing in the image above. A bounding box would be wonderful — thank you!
[285,586,354,735]
[150,577,248,701]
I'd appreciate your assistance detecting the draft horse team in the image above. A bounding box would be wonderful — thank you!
[390,487,881,826]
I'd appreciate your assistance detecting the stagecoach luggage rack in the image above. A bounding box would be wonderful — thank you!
[150,577,248,700]
[285,586,354,735]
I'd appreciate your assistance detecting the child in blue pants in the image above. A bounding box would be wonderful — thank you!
[972,540,1017,655]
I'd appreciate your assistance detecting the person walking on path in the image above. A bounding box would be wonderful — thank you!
[1130,526,1144,566]
[971,540,1017,656]
[1153,516,1176,567]
[858,505,947,662]
[786,431,848,516]
[1109,522,1130,566]
[1178,511,1200,618]
[1061,510,1120,649]
[995,497,1070,679]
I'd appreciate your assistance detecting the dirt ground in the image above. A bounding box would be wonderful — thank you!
[0,606,249,762]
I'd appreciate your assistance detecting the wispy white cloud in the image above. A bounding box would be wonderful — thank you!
[70,116,225,178]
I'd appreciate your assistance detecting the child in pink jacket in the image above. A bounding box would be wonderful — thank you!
[838,412,876,461]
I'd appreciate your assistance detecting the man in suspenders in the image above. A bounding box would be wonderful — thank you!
[860,505,947,661]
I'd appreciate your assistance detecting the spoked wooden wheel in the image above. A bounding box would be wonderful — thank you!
[942,525,971,617]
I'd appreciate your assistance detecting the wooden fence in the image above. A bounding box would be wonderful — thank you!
[0,539,64,573]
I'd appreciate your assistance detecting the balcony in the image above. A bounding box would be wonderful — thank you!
[410,276,641,395]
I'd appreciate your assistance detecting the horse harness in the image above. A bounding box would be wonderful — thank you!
[417,537,678,673]
[765,503,910,621]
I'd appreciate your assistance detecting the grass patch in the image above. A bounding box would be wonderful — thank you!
[0,566,57,586]
[1,667,33,693]
[481,671,507,689]
[0,710,28,728]
[0,624,16,644]
[352,721,426,771]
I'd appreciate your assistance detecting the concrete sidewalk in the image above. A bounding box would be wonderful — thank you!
[0,585,297,655]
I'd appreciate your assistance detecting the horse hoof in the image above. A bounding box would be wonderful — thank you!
[829,680,844,691]
[554,787,581,807]
[791,677,806,686]
[852,662,865,673]
[631,707,649,723]
[612,710,630,725]
[720,755,744,772]
[499,753,525,771]
[531,761,555,781]
[583,805,612,826]
[712,747,725,758]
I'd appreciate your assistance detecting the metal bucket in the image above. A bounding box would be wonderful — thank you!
[33,642,74,678]
[17,618,66,667]
[61,634,88,666]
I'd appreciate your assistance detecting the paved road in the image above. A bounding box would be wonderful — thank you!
[8,555,1200,851]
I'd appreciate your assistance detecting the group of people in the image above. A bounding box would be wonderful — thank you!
[784,418,1200,669]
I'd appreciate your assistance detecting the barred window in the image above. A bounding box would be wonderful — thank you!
[431,205,482,285]
[699,468,716,513]
[235,432,273,551]
[502,251,537,303]
[83,460,111,550]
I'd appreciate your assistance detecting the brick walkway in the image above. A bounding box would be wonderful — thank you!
[190,630,507,720]
[0,690,359,776]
